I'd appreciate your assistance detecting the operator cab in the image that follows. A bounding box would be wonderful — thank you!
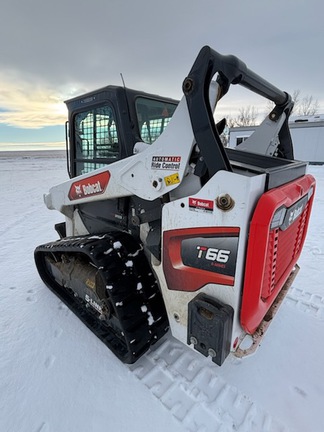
[65,86,178,178]
[64,87,178,258]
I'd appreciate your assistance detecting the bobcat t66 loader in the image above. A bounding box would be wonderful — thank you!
[35,46,315,366]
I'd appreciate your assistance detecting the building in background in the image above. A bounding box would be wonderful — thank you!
[228,114,324,164]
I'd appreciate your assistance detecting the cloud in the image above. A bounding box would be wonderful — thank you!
[0,72,87,129]
[0,0,323,135]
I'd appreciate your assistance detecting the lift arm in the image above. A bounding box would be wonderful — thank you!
[183,46,294,177]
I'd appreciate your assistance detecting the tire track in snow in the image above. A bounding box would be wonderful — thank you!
[35,422,49,432]
[44,355,56,370]
[286,287,324,321]
[26,289,37,303]
[130,338,289,432]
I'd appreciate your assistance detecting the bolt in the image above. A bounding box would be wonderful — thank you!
[152,178,162,191]
[131,215,140,226]
[216,194,235,211]
[208,348,217,358]
[173,312,180,322]
[182,77,194,94]
[190,336,198,345]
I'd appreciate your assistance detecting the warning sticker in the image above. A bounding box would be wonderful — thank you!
[164,173,180,186]
[189,197,214,213]
[151,156,181,170]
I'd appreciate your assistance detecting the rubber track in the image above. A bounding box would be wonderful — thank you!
[34,232,169,364]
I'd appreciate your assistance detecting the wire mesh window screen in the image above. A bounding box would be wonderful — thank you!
[74,104,119,175]
[135,97,177,144]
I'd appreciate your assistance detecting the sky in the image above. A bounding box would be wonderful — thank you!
[0,0,324,150]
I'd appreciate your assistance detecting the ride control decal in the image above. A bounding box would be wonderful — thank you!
[68,171,110,201]
[189,197,214,213]
[151,156,181,170]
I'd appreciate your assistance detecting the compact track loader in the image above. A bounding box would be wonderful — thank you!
[35,46,315,365]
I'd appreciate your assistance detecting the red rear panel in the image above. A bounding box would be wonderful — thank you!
[240,174,315,334]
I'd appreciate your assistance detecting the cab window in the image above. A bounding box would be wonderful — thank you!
[135,97,177,144]
[74,104,119,175]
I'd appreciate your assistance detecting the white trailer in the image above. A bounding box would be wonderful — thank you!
[229,114,324,164]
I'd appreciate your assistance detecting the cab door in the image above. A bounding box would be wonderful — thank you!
[71,102,128,233]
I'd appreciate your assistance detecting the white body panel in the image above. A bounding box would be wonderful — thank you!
[153,170,266,351]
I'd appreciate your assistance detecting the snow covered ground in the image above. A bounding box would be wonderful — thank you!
[1,152,324,432]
